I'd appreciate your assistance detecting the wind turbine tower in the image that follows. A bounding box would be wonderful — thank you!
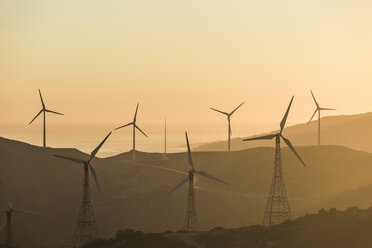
[210,102,244,152]
[243,96,306,226]
[308,90,336,145]
[29,89,64,147]
[162,118,168,159]
[167,132,228,232]
[54,132,111,247]
[115,103,148,160]
[0,180,39,248]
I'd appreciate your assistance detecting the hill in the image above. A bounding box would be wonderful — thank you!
[83,207,372,248]
[1,137,372,247]
[194,112,372,152]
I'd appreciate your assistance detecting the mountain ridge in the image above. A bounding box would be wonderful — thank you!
[194,111,372,153]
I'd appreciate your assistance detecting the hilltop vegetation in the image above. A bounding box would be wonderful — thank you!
[83,207,372,248]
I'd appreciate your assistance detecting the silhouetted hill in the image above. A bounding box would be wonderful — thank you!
[298,184,372,214]
[2,137,372,247]
[83,207,372,248]
[195,112,372,152]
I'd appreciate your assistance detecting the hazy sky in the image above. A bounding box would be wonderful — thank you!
[1,0,372,129]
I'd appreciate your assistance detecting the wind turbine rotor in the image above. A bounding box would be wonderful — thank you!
[54,131,112,195]
[53,155,86,164]
[14,209,40,216]
[90,131,112,161]
[229,102,244,115]
[38,88,45,109]
[167,175,189,196]
[133,103,139,122]
[88,163,101,194]
[115,122,133,130]
[320,107,336,111]
[135,124,148,137]
[29,109,43,125]
[310,90,319,108]
[210,108,229,116]
[243,134,277,142]
[167,132,228,196]
[0,179,12,210]
[185,132,194,170]
[45,109,64,115]
[280,135,306,167]
[194,170,228,185]
[280,96,294,133]
[308,109,319,124]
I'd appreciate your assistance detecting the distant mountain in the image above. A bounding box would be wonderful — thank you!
[1,137,372,247]
[83,207,372,248]
[194,112,372,152]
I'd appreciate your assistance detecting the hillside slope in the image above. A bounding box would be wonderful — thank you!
[83,207,372,248]
[1,137,372,247]
[195,112,372,152]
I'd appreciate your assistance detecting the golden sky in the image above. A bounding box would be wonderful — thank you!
[1,0,372,129]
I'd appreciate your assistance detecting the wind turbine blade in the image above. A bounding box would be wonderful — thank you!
[230,102,244,115]
[307,109,318,125]
[0,180,12,209]
[281,135,306,167]
[167,175,189,196]
[135,125,148,137]
[195,170,229,185]
[185,132,194,169]
[89,164,102,194]
[120,160,187,175]
[229,125,232,137]
[310,90,319,108]
[210,108,228,116]
[280,96,294,133]
[45,109,64,116]
[14,209,40,216]
[115,122,133,130]
[53,154,85,164]
[320,108,336,111]
[28,110,43,125]
[243,134,276,141]
[38,89,45,108]
[134,103,139,122]
[0,218,6,232]
[90,131,112,160]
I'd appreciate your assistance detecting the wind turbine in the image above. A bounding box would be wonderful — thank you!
[54,131,111,247]
[29,89,64,148]
[0,179,39,248]
[210,102,244,152]
[162,118,168,160]
[243,96,305,227]
[115,103,148,160]
[308,90,336,145]
[167,132,228,232]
